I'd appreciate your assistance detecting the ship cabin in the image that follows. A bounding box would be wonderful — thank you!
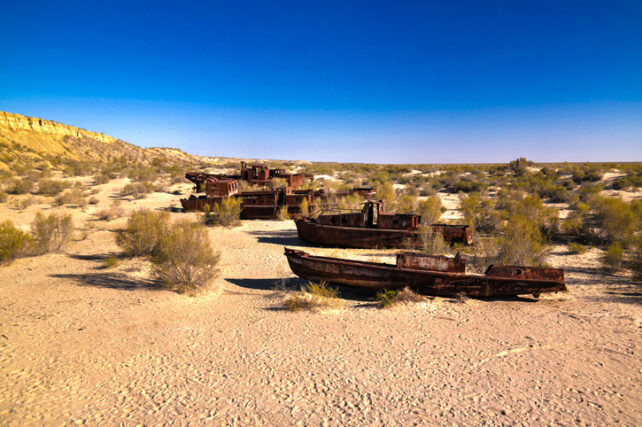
[204,178,238,198]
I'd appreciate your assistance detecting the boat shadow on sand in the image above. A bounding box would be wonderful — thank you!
[225,277,539,307]
[247,230,316,247]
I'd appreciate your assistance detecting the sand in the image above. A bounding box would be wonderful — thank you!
[0,178,641,425]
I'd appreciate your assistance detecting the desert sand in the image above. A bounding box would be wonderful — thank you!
[1,178,641,425]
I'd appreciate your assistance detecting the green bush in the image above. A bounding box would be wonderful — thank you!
[376,289,398,308]
[460,193,502,233]
[418,196,442,225]
[8,179,33,195]
[37,179,70,196]
[498,215,548,266]
[120,181,154,199]
[30,211,74,254]
[601,243,624,272]
[285,281,341,311]
[102,256,119,269]
[632,240,642,281]
[0,220,32,264]
[591,197,637,246]
[418,226,450,255]
[116,209,170,256]
[202,198,242,227]
[376,287,426,308]
[152,220,220,295]
[54,188,87,207]
[568,242,588,254]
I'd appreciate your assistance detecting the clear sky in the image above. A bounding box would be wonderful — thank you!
[1,1,641,163]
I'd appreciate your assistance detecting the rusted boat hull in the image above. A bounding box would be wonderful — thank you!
[284,248,567,298]
[181,196,280,219]
[294,218,472,248]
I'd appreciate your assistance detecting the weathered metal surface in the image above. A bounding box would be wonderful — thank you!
[284,248,567,298]
[205,178,238,198]
[396,252,466,273]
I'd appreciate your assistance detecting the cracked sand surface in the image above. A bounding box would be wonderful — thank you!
[1,184,641,425]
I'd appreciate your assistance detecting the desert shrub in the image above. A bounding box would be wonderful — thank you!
[8,179,33,195]
[285,281,341,311]
[498,215,548,266]
[601,243,624,272]
[13,195,37,210]
[509,157,533,176]
[152,220,220,295]
[0,191,8,203]
[88,196,99,205]
[96,200,123,221]
[202,198,242,227]
[568,242,588,254]
[397,194,417,214]
[376,181,396,209]
[299,198,310,216]
[120,181,154,199]
[502,195,558,238]
[591,197,637,246]
[278,206,290,221]
[376,287,426,308]
[267,177,288,190]
[418,226,450,255]
[54,188,87,207]
[116,209,170,256]
[94,173,111,185]
[30,211,74,254]
[632,239,642,280]
[37,179,70,196]
[418,196,442,225]
[102,256,119,269]
[460,193,502,233]
[0,220,32,264]
[453,179,487,194]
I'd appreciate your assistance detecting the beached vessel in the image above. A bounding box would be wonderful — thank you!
[284,248,566,298]
[294,201,472,248]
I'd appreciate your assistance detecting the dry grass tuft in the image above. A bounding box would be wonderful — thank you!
[376,287,427,308]
[285,281,342,312]
[31,211,74,254]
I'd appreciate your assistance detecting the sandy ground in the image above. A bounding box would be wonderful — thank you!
[1,179,641,425]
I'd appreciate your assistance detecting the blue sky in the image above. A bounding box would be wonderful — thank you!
[1,1,641,163]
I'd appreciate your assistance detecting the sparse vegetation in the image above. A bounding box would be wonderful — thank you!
[601,243,624,272]
[568,242,588,254]
[418,196,442,225]
[498,215,548,266]
[278,206,290,221]
[285,281,342,311]
[202,198,242,227]
[418,226,450,255]
[116,209,170,256]
[30,211,74,254]
[37,179,70,196]
[120,181,154,199]
[376,287,426,308]
[102,256,119,269]
[8,178,33,195]
[0,220,32,264]
[54,187,87,207]
[152,220,221,295]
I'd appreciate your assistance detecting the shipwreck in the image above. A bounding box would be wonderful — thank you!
[284,248,567,298]
[180,163,375,219]
[294,201,473,248]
